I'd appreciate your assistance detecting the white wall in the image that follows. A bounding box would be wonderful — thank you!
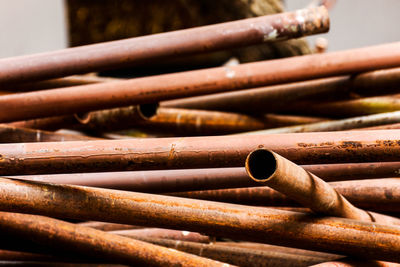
[286,0,400,51]
[0,0,67,58]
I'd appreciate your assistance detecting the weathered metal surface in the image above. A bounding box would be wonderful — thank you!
[0,212,228,266]
[287,94,400,118]
[4,40,400,122]
[174,178,400,214]
[76,222,141,231]
[0,124,97,143]
[0,7,329,86]
[1,130,400,174]
[7,76,119,92]
[310,259,400,267]
[163,67,400,114]
[241,110,400,135]
[135,237,335,267]
[0,178,400,261]
[12,161,400,191]
[163,76,350,113]
[111,228,210,243]
[245,149,400,225]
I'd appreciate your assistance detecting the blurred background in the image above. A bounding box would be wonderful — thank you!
[0,0,399,59]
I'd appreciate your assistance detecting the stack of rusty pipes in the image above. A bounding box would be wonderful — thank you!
[2,4,400,266]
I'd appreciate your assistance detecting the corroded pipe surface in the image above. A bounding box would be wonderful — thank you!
[0,7,329,85]
[111,228,210,243]
[11,162,400,192]
[287,94,400,118]
[0,212,228,266]
[0,178,400,261]
[76,222,141,231]
[4,41,400,122]
[310,259,400,267]
[0,124,97,143]
[136,237,335,267]
[245,149,400,225]
[241,111,400,135]
[174,178,400,214]
[1,130,400,175]
[163,67,400,114]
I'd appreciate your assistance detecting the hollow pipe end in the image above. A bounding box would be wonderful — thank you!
[137,103,159,120]
[245,149,278,183]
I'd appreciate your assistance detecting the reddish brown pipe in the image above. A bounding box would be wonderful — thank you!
[111,228,210,243]
[0,212,228,266]
[5,40,400,122]
[76,221,141,231]
[136,237,335,267]
[245,149,400,224]
[9,104,158,132]
[310,259,400,267]
[0,7,329,85]
[241,110,400,135]
[1,130,400,175]
[0,178,400,261]
[174,178,400,214]
[163,67,400,114]
[0,124,97,143]
[10,162,400,192]
[287,94,400,118]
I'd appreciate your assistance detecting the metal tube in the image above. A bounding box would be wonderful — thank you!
[245,149,400,224]
[111,228,210,243]
[136,237,335,267]
[240,110,400,135]
[76,221,141,231]
[11,161,400,192]
[1,130,400,175]
[310,259,400,267]
[0,178,400,261]
[133,107,288,135]
[0,7,329,85]
[287,94,400,118]
[8,104,158,132]
[162,67,400,114]
[5,40,400,122]
[0,211,229,266]
[174,178,400,214]
[0,124,97,143]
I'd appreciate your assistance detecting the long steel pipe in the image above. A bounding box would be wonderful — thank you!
[0,178,400,262]
[162,67,400,114]
[241,110,400,135]
[245,149,400,224]
[1,130,400,175]
[0,7,329,85]
[173,178,400,214]
[0,212,228,266]
[286,94,400,118]
[4,41,400,122]
[10,161,400,193]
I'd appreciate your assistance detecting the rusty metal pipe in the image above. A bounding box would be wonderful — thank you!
[240,110,400,135]
[310,259,400,267]
[0,124,97,143]
[174,178,400,214]
[0,7,329,85]
[287,94,400,118]
[1,130,400,175]
[0,212,229,266]
[245,149,400,224]
[6,40,400,122]
[135,237,336,267]
[76,221,141,231]
[111,228,210,243]
[163,67,400,114]
[0,178,400,261]
[11,161,400,192]
[8,104,158,132]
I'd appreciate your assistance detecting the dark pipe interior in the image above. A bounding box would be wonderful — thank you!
[246,149,277,181]
[138,103,159,119]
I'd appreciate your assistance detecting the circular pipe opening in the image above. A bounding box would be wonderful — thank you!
[74,112,92,124]
[138,103,159,120]
[245,149,277,182]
